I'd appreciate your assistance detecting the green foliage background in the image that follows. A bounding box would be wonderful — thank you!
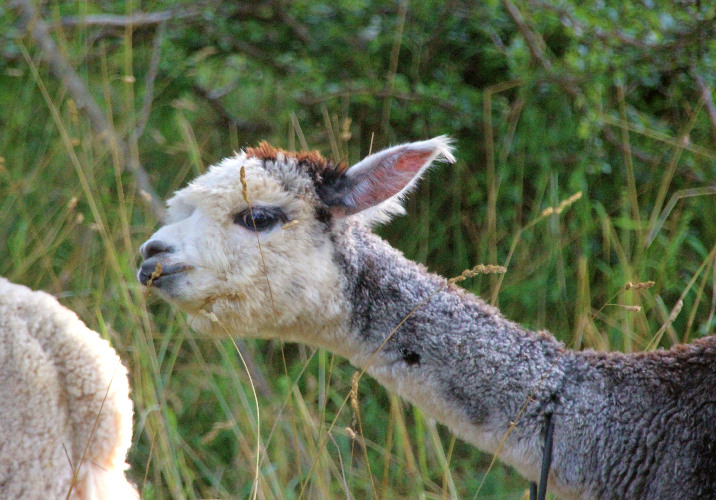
[1,0,715,498]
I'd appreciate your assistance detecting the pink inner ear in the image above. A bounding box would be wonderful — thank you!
[354,149,434,209]
[331,136,454,217]
[393,149,434,177]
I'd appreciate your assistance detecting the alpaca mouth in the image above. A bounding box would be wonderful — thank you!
[138,260,192,287]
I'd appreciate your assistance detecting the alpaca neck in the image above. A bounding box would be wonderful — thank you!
[325,224,716,500]
[328,224,567,484]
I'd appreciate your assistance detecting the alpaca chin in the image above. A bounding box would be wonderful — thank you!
[184,294,273,340]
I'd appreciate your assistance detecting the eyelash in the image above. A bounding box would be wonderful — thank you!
[232,206,287,231]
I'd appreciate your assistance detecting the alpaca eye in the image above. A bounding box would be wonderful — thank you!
[233,207,285,231]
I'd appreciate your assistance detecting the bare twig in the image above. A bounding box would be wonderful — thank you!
[600,113,715,160]
[11,0,165,220]
[191,83,272,133]
[271,0,313,45]
[501,0,552,71]
[484,80,523,294]
[133,20,166,141]
[645,186,716,247]
[502,0,661,164]
[225,37,294,75]
[532,1,654,50]
[707,258,716,336]
[530,0,716,152]
[233,339,274,399]
[502,0,587,98]
[692,70,716,150]
[380,0,408,135]
[601,127,659,164]
[533,0,716,55]
[60,7,202,28]
[298,86,459,113]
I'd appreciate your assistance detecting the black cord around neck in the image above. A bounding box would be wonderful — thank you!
[529,412,555,500]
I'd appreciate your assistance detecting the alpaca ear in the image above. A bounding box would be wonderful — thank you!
[320,136,455,218]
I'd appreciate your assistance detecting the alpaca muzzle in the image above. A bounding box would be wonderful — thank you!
[137,259,191,287]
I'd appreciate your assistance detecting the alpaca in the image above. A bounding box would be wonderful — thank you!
[138,137,716,499]
[0,278,138,500]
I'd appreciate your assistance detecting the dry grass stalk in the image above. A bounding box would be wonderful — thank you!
[625,281,655,290]
[195,307,261,500]
[645,299,685,351]
[238,164,301,491]
[348,370,376,496]
[608,304,642,312]
[667,299,683,323]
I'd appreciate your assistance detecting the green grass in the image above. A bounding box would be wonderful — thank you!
[2,2,715,498]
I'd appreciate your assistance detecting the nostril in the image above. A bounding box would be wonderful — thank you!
[141,240,174,259]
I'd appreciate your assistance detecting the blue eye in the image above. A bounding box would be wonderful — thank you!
[233,207,286,231]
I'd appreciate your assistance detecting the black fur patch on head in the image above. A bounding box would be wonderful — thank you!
[245,141,348,219]
[315,205,333,225]
[313,165,353,208]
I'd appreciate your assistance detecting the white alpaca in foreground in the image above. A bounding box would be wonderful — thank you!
[0,278,137,500]
[138,138,716,499]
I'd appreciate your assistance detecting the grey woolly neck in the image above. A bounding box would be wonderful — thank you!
[332,224,565,479]
[329,222,716,500]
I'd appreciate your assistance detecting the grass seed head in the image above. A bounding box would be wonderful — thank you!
[240,165,249,204]
[449,264,507,284]
[625,281,655,290]
[199,309,219,323]
[540,191,583,217]
[146,262,162,288]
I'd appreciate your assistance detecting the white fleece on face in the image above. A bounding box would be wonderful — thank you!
[148,156,349,342]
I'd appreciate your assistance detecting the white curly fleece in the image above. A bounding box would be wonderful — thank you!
[0,278,137,500]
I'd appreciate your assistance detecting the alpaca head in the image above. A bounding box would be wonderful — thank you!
[138,137,454,340]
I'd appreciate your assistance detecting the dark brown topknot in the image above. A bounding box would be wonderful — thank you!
[245,141,348,182]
